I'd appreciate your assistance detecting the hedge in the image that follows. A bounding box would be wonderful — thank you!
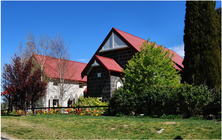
[109,83,221,119]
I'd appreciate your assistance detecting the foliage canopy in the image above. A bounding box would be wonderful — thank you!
[109,84,220,118]
[73,96,108,107]
[1,55,47,113]
[182,1,221,90]
[123,39,181,94]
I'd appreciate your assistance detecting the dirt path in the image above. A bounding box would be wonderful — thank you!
[1,132,19,140]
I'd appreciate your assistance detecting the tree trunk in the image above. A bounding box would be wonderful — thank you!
[32,102,35,114]
[7,95,10,115]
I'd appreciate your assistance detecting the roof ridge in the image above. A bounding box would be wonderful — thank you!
[33,54,87,64]
[113,28,167,49]
[33,54,87,82]
[113,27,146,41]
[95,55,115,60]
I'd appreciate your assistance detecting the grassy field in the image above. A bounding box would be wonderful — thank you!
[1,115,221,139]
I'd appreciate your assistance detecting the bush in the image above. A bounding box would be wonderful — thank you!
[176,83,212,118]
[115,112,124,117]
[203,88,221,119]
[73,96,108,111]
[109,85,179,116]
[109,88,132,116]
[109,83,220,118]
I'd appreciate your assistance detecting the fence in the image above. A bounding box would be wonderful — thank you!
[25,105,149,116]
[26,105,111,114]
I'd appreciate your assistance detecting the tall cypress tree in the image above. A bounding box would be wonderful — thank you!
[182,1,221,90]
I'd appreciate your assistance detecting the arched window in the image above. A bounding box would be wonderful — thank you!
[67,99,72,107]
[117,80,123,89]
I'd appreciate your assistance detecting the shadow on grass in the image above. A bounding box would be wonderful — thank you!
[1,114,21,117]
[173,136,183,140]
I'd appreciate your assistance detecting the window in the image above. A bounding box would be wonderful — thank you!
[53,80,58,86]
[53,99,59,107]
[67,100,72,107]
[79,83,83,88]
[97,73,101,77]
[73,98,75,104]
[117,81,123,89]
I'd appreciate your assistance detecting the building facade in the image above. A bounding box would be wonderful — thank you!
[33,54,87,107]
[82,28,184,101]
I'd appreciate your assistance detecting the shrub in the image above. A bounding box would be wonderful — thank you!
[109,88,131,115]
[73,96,108,111]
[176,83,212,118]
[203,88,221,119]
[109,85,179,116]
[115,112,124,117]
[109,83,219,118]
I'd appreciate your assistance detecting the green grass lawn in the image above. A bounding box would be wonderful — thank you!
[1,115,221,139]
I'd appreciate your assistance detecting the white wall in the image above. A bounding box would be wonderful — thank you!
[43,80,87,107]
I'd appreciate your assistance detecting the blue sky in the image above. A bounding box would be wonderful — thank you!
[1,1,221,74]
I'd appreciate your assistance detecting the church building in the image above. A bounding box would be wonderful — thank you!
[81,28,184,101]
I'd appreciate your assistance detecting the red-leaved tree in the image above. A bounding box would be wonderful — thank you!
[1,54,47,114]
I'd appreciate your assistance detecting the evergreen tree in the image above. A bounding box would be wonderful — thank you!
[182,1,221,90]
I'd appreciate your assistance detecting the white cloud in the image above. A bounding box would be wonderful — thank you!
[169,44,184,58]
[76,59,89,63]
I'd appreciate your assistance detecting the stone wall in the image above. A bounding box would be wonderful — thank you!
[87,47,135,101]
[110,75,123,96]
[87,66,111,101]
[99,47,135,69]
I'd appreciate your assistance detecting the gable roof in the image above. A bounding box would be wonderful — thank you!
[81,55,123,78]
[81,28,184,78]
[33,54,87,82]
[112,28,184,70]
[95,55,124,75]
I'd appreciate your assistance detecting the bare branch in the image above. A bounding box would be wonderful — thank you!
[49,34,78,104]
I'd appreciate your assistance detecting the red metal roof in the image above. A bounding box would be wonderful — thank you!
[33,54,87,82]
[83,87,87,93]
[81,28,184,78]
[113,28,184,71]
[81,55,124,78]
[113,28,146,52]
[95,55,124,75]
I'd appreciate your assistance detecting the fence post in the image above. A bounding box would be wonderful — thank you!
[108,105,110,116]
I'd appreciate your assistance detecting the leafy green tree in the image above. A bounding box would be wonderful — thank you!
[182,1,221,90]
[123,39,181,94]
